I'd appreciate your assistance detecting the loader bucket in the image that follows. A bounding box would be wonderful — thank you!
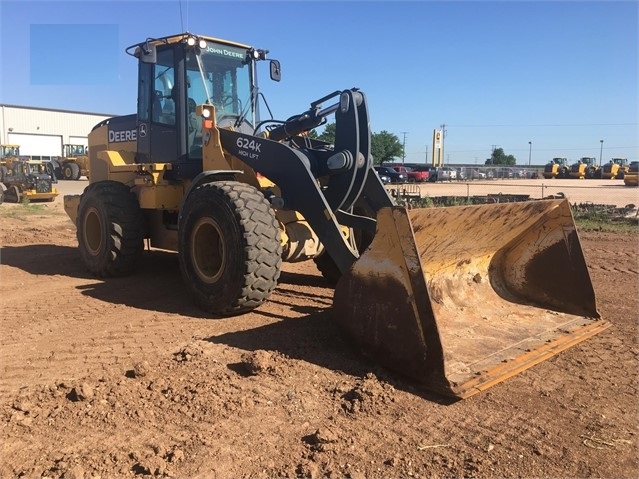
[333,199,611,399]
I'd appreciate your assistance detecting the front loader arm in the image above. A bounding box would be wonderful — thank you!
[218,89,394,273]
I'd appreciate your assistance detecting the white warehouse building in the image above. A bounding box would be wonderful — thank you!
[0,104,115,160]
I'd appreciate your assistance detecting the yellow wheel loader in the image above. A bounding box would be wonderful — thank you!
[63,33,609,399]
[0,144,22,182]
[542,157,570,179]
[52,144,90,180]
[569,157,600,179]
[601,157,630,179]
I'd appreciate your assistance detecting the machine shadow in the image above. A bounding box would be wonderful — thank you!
[1,244,89,277]
[1,244,207,317]
[207,312,452,404]
[2,244,451,402]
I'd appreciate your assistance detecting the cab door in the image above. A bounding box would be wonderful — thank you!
[137,46,178,164]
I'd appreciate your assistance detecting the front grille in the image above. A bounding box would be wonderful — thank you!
[36,179,52,193]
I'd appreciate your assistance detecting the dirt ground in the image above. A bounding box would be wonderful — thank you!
[0,199,637,479]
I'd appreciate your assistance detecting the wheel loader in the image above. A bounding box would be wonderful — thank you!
[601,157,630,179]
[569,157,600,179]
[0,144,23,182]
[63,33,609,399]
[52,144,90,180]
[542,157,570,179]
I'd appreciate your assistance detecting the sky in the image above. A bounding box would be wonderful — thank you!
[0,0,637,165]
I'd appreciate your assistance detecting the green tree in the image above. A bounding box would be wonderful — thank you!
[371,130,403,164]
[309,124,403,165]
[316,122,336,143]
[485,147,517,165]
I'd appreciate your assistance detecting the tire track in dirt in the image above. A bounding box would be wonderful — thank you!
[0,247,336,400]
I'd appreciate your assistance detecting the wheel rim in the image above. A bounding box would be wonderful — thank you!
[83,207,103,256]
[191,217,225,284]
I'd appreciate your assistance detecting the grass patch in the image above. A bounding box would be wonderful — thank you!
[0,201,55,220]
[573,207,638,233]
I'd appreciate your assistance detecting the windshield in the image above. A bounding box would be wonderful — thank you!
[65,145,86,156]
[186,42,254,124]
[26,163,47,174]
[2,146,19,157]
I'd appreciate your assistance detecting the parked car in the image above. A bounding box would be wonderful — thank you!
[390,165,429,182]
[374,166,407,183]
[374,168,392,184]
[407,165,435,181]
[439,167,457,181]
[495,167,514,179]
[469,169,486,180]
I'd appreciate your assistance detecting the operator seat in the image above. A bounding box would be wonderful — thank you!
[152,90,163,123]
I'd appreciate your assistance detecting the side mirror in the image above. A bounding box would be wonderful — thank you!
[270,60,281,82]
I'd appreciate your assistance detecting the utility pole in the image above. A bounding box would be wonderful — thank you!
[440,124,447,167]
[425,145,428,163]
[401,132,408,164]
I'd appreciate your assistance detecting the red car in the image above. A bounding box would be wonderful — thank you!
[390,165,429,182]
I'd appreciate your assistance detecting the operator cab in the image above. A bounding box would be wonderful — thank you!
[128,33,279,180]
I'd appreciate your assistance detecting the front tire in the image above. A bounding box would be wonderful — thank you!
[77,181,144,277]
[5,186,22,203]
[178,181,282,316]
[63,162,81,180]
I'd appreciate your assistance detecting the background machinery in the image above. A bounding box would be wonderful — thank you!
[569,156,601,179]
[52,144,90,180]
[601,157,630,179]
[623,161,638,186]
[63,33,609,399]
[0,144,23,182]
[543,157,570,179]
[1,158,59,203]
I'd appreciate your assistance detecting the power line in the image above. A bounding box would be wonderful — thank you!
[447,123,638,128]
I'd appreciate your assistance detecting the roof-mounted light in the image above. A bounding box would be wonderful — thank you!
[246,48,269,62]
[187,36,197,47]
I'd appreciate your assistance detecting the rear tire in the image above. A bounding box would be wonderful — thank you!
[178,181,282,316]
[77,181,144,277]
